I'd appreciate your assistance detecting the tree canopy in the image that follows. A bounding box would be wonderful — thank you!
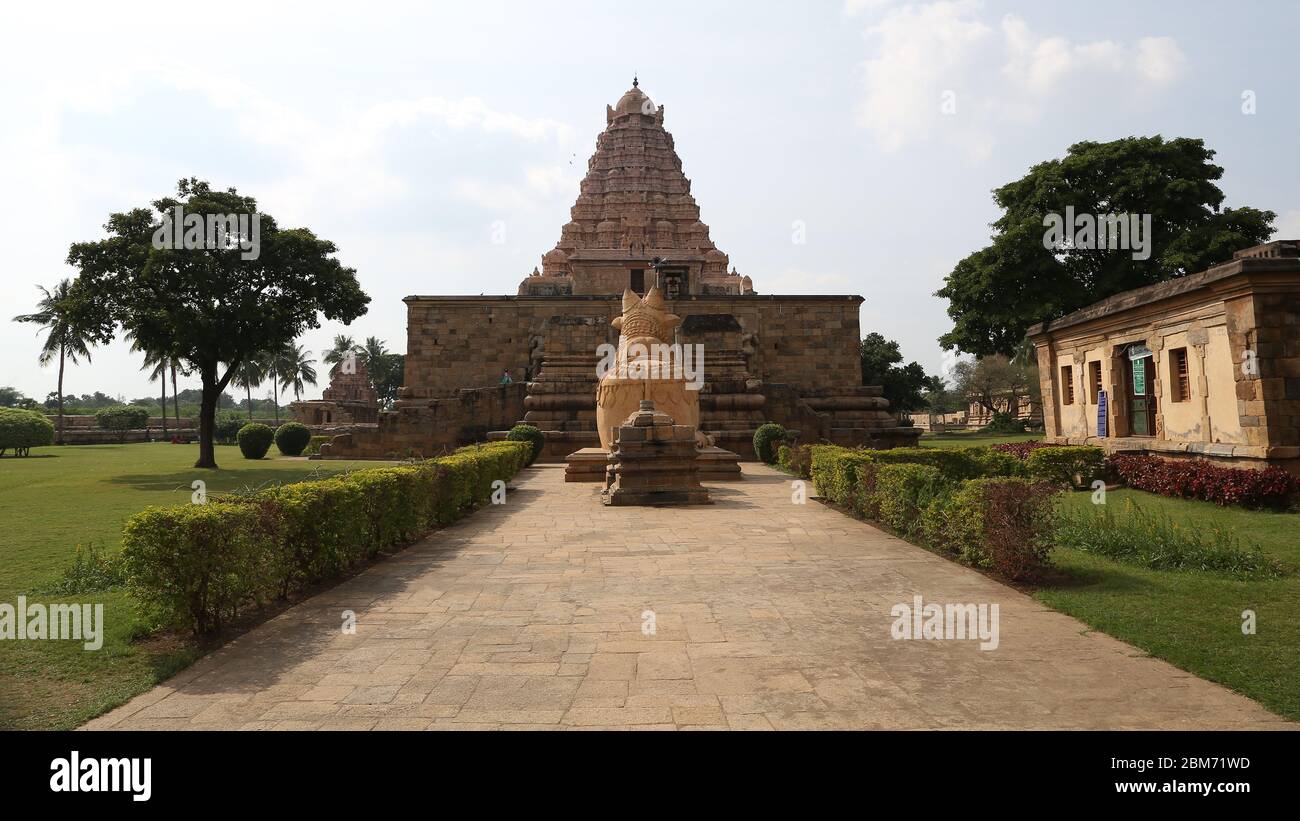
[936,136,1275,357]
[69,178,369,468]
[859,333,930,413]
[950,355,1039,415]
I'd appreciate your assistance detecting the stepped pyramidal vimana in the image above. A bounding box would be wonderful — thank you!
[319,80,920,462]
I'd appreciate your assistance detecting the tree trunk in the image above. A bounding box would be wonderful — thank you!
[171,363,180,421]
[273,374,280,423]
[160,373,168,438]
[246,384,253,420]
[195,372,220,469]
[56,345,66,446]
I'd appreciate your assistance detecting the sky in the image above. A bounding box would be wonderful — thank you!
[2,0,1297,404]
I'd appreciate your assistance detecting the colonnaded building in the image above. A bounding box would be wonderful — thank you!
[1030,239,1300,472]
[316,80,918,462]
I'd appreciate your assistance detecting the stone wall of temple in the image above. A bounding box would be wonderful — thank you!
[402,294,863,399]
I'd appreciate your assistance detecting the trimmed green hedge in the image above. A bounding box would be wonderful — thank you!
[506,424,544,466]
[811,444,1060,581]
[810,444,1026,506]
[274,422,313,456]
[869,463,951,536]
[1025,445,1105,488]
[0,407,55,456]
[120,441,531,635]
[776,443,812,479]
[810,445,877,506]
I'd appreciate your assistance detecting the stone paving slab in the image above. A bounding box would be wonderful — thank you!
[85,465,1291,730]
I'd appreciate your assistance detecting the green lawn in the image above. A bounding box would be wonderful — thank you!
[1040,489,1299,721]
[918,431,1042,449]
[0,443,390,729]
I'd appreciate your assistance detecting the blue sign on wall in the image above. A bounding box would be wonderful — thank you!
[1096,389,1108,438]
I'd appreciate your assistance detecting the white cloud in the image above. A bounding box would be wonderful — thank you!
[452,164,580,213]
[1274,210,1300,241]
[844,0,897,15]
[855,1,995,153]
[853,1,1189,156]
[1135,37,1188,86]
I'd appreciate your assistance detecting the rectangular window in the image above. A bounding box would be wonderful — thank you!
[1089,361,1103,404]
[1170,347,1190,402]
[630,269,645,295]
[1061,365,1075,405]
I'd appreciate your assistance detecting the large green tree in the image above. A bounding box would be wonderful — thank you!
[937,136,1275,356]
[951,355,1039,416]
[859,333,930,413]
[70,178,369,468]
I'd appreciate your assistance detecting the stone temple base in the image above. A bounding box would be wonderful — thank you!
[564,445,743,483]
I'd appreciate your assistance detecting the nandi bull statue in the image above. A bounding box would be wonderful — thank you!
[595,287,706,451]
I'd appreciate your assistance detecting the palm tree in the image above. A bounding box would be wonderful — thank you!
[279,343,318,403]
[12,280,95,445]
[359,336,388,370]
[142,349,170,438]
[126,331,177,439]
[321,334,361,376]
[230,354,269,421]
[170,358,187,422]
[264,341,300,423]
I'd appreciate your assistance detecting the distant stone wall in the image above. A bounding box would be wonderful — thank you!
[46,414,200,429]
[403,294,863,398]
[318,384,526,459]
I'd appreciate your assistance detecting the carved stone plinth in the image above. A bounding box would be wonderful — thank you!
[563,447,609,482]
[602,401,710,506]
[566,444,742,483]
[695,446,743,481]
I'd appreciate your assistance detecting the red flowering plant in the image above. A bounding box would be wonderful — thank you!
[1109,454,1299,508]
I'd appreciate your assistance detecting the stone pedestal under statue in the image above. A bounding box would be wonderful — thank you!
[565,444,740,482]
[602,401,711,507]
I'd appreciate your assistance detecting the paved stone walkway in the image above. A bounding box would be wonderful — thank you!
[87,465,1288,730]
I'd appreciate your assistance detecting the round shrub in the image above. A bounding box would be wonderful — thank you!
[95,405,150,442]
[506,424,544,466]
[215,411,246,444]
[0,407,55,456]
[753,423,788,464]
[237,423,275,459]
[274,422,313,456]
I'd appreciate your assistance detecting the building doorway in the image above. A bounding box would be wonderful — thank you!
[1123,343,1157,437]
[659,267,688,299]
